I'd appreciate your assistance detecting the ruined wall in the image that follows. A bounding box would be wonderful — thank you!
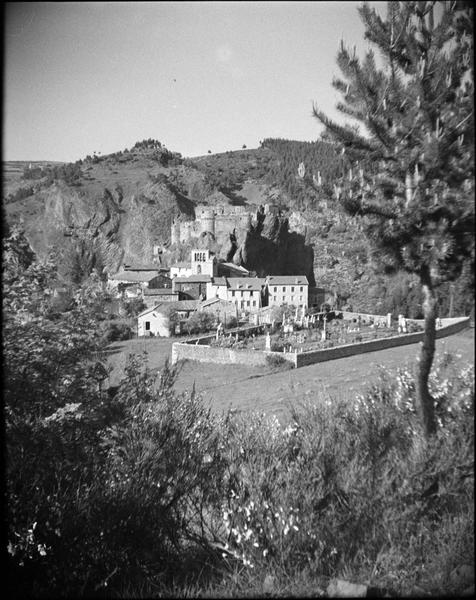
[171,203,257,245]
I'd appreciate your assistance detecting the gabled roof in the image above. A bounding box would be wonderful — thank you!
[218,262,250,275]
[173,275,212,283]
[210,277,228,286]
[138,299,200,318]
[201,297,235,308]
[109,271,161,282]
[227,277,266,292]
[124,263,164,271]
[267,275,309,286]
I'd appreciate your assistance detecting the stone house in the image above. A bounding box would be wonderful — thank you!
[266,275,309,310]
[227,277,266,314]
[137,300,200,337]
[142,287,181,308]
[170,261,193,278]
[108,270,168,293]
[206,277,229,301]
[172,274,212,300]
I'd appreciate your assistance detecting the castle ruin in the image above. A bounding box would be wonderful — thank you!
[171,203,279,245]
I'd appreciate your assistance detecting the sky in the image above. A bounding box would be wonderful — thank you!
[4,1,386,162]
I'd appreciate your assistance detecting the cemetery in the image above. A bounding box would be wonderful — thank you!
[171,311,470,368]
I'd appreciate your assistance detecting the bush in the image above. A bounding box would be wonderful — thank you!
[184,311,215,335]
[265,353,293,369]
[102,322,133,343]
[123,298,146,317]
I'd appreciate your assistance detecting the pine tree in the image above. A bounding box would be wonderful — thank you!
[313,1,474,437]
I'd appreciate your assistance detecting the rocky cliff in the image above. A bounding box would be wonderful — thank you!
[4,145,316,285]
[229,208,315,286]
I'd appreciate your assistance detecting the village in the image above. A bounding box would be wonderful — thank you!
[108,246,323,337]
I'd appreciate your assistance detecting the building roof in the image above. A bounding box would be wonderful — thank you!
[171,262,191,269]
[124,263,164,271]
[267,275,309,286]
[173,275,212,283]
[201,297,236,309]
[227,277,266,292]
[138,299,200,318]
[109,271,161,283]
[143,288,177,296]
[218,262,250,275]
[210,277,228,286]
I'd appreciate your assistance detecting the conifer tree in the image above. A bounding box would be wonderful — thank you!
[313,1,474,437]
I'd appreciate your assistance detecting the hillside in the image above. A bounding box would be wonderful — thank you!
[3,139,473,317]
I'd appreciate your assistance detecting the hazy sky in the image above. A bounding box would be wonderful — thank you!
[5,1,386,162]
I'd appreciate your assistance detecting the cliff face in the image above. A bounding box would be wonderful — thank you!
[4,147,315,284]
[4,158,196,280]
[230,209,315,286]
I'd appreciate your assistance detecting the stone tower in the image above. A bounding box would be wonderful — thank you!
[200,208,215,236]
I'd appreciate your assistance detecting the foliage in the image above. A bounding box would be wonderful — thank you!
[265,353,293,369]
[184,311,216,335]
[5,229,474,598]
[260,138,344,210]
[122,297,146,318]
[312,1,474,436]
[5,185,35,203]
[101,322,134,343]
[43,162,83,185]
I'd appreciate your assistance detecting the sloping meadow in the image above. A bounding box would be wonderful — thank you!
[7,351,474,597]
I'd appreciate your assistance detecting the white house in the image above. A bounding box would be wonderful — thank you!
[227,277,266,313]
[170,262,193,278]
[137,300,200,337]
[206,276,229,301]
[266,275,309,309]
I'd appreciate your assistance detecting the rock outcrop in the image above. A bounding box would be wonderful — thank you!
[230,207,315,286]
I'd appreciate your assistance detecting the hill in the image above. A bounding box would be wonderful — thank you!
[3,138,473,317]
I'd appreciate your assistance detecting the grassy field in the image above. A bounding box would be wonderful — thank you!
[106,327,474,421]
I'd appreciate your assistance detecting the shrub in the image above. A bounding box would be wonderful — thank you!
[265,353,293,369]
[184,312,215,335]
[102,322,133,343]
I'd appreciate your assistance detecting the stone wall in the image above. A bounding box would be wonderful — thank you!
[171,342,296,367]
[295,317,470,367]
[170,317,469,369]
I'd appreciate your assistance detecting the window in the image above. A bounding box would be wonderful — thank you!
[145,321,150,331]
[247,301,250,307]
[274,286,277,292]
[250,291,254,297]
[291,286,295,292]
[300,286,303,292]
[231,290,235,297]
[282,287,285,292]
[253,300,256,307]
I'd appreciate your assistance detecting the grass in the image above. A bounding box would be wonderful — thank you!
[106,328,474,421]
